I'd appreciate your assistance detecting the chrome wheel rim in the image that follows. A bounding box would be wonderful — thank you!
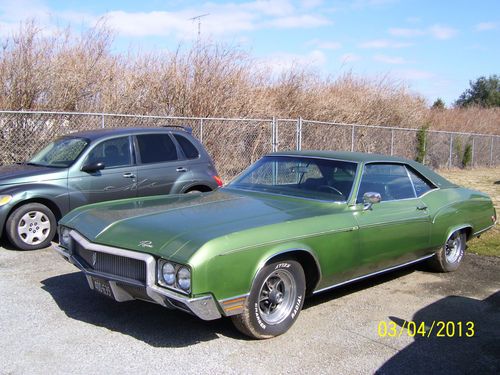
[445,233,462,263]
[258,269,297,325]
[17,211,51,245]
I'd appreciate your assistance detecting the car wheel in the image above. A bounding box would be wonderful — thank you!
[231,259,305,339]
[6,203,57,250]
[430,230,466,272]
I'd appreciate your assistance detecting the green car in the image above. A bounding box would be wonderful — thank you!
[54,151,496,339]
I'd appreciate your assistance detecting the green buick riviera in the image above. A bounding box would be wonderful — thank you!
[54,151,496,338]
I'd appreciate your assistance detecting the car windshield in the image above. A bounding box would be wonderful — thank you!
[228,156,358,201]
[29,137,89,168]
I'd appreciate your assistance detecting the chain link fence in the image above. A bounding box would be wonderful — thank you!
[0,111,498,180]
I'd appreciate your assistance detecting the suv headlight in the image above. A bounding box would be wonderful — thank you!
[0,195,12,207]
[157,259,192,294]
[59,226,72,248]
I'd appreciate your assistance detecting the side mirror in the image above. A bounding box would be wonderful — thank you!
[363,192,382,211]
[81,162,105,173]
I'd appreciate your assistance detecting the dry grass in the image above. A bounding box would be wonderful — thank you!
[439,168,500,256]
[0,20,498,135]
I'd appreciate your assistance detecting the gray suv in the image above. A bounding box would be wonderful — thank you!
[0,127,222,250]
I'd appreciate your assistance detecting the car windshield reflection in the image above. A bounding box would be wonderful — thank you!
[228,156,357,202]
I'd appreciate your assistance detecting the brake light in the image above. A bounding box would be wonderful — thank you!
[213,175,223,187]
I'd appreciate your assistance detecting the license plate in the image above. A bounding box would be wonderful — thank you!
[91,277,114,299]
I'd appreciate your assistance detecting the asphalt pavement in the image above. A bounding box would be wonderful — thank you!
[0,243,498,375]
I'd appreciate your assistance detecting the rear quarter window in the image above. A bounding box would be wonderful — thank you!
[174,134,200,159]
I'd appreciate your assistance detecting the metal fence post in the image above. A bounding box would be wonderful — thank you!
[101,114,105,128]
[351,125,355,152]
[471,137,475,167]
[490,136,494,166]
[448,133,453,168]
[272,117,277,152]
[297,117,303,151]
[390,129,394,156]
[199,118,204,143]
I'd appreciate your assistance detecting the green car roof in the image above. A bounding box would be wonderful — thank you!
[270,150,456,189]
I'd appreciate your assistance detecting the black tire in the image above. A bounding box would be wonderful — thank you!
[6,203,57,250]
[231,259,305,339]
[429,230,466,272]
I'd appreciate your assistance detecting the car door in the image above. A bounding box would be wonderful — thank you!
[134,133,182,197]
[353,163,431,277]
[68,136,137,209]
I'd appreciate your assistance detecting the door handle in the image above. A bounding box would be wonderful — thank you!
[122,172,136,178]
[416,205,428,211]
[176,167,188,173]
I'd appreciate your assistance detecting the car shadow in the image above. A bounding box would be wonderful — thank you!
[41,272,248,348]
[375,291,500,374]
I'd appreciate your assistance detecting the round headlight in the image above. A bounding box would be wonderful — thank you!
[60,227,71,248]
[177,267,191,291]
[162,263,176,285]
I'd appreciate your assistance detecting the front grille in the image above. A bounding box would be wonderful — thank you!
[74,243,147,283]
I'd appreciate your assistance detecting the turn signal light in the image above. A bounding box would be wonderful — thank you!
[213,175,223,187]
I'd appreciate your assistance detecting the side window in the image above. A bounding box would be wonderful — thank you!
[174,134,200,159]
[357,163,416,203]
[137,134,178,164]
[407,167,435,196]
[85,137,131,168]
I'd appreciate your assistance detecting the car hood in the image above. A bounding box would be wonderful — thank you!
[0,164,67,186]
[62,189,340,261]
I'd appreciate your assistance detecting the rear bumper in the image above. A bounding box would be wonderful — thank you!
[52,231,222,321]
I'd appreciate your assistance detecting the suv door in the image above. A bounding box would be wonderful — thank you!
[135,133,182,197]
[353,163,431,276]
[68,136,137,209]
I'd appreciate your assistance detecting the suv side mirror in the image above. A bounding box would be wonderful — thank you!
[81,162,105,173]
[363,192,382,211]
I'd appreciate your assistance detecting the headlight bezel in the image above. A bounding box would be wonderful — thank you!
[157,259,192,294]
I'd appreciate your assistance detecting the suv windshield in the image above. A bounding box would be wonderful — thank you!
[29,137,89,168]
[228,156,357,201]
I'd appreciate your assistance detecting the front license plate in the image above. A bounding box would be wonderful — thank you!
[91,277,114,299]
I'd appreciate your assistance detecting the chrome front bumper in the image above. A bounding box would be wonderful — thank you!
[52,231,221,321]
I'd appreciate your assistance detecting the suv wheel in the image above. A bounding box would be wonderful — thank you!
[6,203,56,250]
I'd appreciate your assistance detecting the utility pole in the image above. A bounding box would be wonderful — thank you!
[188,13,210,41]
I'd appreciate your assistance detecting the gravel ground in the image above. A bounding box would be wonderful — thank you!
[0,244,498,375]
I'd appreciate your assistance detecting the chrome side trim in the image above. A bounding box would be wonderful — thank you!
[312,254,435,295]
[53,231,222,321]
[473,224,495,237]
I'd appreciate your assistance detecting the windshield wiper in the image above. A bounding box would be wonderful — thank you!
[25,162,44,167]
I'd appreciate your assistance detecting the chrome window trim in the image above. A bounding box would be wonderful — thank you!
[227,155,359,204]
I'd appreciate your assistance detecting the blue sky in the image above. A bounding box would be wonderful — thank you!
[0,0,498,106]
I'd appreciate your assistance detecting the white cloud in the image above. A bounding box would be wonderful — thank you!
[300,0,324,9]
[271,14,331,28]
[373,54,407,64]
[243,0,295,17]
[475,22,498,31]
[260,49,327,75]
[307,39,342,49]
[359,39,413,48]
[340,53,360,63]
[388,24,458,40]
[428,24,457,40]
[388,28,425,37]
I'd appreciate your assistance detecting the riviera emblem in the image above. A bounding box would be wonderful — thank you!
[91,252,97,267]
[138,240,153,248]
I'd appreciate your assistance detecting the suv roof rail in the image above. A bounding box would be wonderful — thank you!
[161,125,193,134]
